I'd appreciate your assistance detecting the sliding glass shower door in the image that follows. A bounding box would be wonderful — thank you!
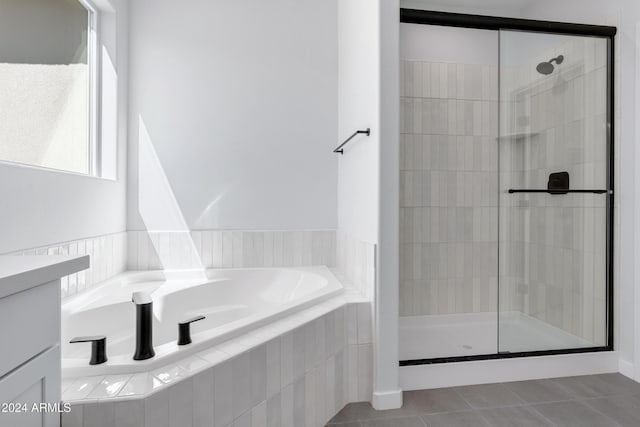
[398,12,614,364]
[498,30,611,353]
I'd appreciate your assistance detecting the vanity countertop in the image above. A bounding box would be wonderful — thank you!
[0,255,90,299]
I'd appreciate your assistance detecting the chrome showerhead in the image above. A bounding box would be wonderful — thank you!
[536,54,564,75]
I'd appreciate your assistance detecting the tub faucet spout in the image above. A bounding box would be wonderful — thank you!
[131,291,155,360]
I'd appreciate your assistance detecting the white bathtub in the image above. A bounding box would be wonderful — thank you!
[61,266,343,378]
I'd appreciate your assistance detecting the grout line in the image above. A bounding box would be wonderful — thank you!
[525,403,570,427]
[500,380,579,405]
[545,376,617,400]
[473,409,497,427]
[571,398,625,427]
[455,384,527,410]
[450,386,475,410]
[400,95,496,102]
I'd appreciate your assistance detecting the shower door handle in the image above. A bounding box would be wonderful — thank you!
[508,189,609,194]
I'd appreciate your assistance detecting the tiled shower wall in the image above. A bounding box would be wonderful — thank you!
[3,232,127,299]
[500,36,608,345]
[399,60,499,316]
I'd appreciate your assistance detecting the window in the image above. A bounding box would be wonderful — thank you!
[0,0,98,175]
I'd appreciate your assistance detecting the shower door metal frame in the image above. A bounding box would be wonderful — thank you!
[399,9,616,366]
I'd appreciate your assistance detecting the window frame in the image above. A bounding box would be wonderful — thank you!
[82,0,101,177]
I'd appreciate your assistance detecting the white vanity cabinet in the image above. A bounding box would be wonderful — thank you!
[0,256,89,427]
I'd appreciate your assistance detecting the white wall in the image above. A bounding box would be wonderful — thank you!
[400,23,498,65]
[0,0,128,254]
[400,0,528,17]
[377,0,403,409]
[127,0,338,232]
[337,0,381,244]
[338,0,402,409]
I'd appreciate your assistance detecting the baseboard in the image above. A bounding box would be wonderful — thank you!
[619,358,634,379]
[371,388,403,410]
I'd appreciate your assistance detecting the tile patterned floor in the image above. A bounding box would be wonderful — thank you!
[326,374,640,427]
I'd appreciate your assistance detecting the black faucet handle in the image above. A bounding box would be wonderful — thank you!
[178,315,206,345]
[180,315,206,325]
[70,336,108,365]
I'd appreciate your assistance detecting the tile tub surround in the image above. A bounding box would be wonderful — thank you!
[336,231,376,301]
[2,232,127,299]
[61,295,374,427]
[127,230,337,271]
[3,229,375,303]
[399,60,499,317]
[327,373,640,427]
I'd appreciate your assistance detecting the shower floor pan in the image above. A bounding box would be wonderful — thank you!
[400,311,594,361]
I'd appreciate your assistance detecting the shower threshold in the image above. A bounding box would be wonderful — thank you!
[400,311,598,363]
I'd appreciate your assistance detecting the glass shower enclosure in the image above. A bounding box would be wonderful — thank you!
[399,10,614,364]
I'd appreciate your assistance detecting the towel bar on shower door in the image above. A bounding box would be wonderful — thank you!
[507,189,609,194]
